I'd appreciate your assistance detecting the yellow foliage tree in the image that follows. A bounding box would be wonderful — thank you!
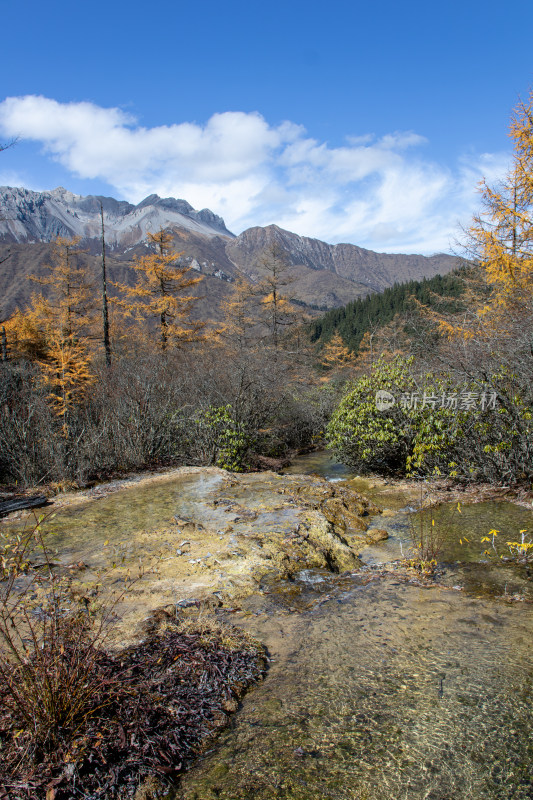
[472,98,533,304]
[319,332,357,375]
[4,236,96,361]
[4,237,97,426]
[30,236,96,339]
[38,330,95,434]
[3,308,48,361]
[115,229,204,350]
[439,92,533,342]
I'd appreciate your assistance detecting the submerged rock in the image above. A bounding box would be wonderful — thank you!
[364,528,389,544]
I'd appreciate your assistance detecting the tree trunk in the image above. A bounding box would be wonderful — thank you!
[100,203,112,366]
[1,325,7,361]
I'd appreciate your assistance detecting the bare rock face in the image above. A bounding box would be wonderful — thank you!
[226,224,459,295]
[0,186,234,246]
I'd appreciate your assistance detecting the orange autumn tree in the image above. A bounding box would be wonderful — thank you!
[6,236,97,360]
[436,92,533,343]
[3,308,48,361]
[5,237,97,431]
[30,236,96,339]
[116,229,204,350]
[472,95,533,311]
[319,331,358,376]
[38,329,95,434]
[410,92,533,483]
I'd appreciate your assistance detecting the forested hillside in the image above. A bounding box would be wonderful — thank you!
[310,269,469,352]
[326,94,533,484]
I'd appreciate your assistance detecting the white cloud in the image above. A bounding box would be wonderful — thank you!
[0,95,511,254]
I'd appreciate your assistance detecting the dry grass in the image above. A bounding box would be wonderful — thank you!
[0,517,266,799]
[0,516,128,756]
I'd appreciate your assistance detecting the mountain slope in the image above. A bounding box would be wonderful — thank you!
[0,187,461,320]
[0,186,233,248]
[227,224,457,293]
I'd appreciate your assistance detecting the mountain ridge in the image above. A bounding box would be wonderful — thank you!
[0,186,461,319]
[0,186,234,247]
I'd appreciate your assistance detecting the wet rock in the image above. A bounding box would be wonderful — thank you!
[301,511,361,572]
[277,476,380,537]
[173,517,205,535]
[322,498,369,532]
[365,528,389,543]
[32,466,380,638]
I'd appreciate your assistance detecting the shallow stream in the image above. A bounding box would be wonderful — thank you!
[2,454,532,798]
[176,454,533,799]
[178,578,533,799]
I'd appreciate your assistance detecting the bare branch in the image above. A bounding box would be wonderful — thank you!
[0,136,19,153]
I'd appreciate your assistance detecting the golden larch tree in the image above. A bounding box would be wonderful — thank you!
[472,95,533,306]
[436,92,533,344]
[2,308,48,361]
[319,331,358,375]
[30,236,96,339]
[38,330,95,434]
[5,237,97,425]
[115,229,204,350]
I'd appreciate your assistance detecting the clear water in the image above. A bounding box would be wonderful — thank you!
[3,454,532,798]
[0,471,303,570]
[175,453,533,799]
[357,499,533,599]
[1,472,225,568]
[417,499,531,564]
[283,450,353,481]
[177,578,533,800]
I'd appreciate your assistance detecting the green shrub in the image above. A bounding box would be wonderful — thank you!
[193,404,250,471]
[326,357,457,476]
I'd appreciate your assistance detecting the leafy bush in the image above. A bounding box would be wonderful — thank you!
[192,404,250,471]
[327,355,533,483]
[326,357,457,475]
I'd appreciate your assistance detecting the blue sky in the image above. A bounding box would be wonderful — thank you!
[1,0,532,253]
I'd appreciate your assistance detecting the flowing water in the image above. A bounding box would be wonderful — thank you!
[175,454,533,800]
[3,455,532,798]
[177,579,533,800]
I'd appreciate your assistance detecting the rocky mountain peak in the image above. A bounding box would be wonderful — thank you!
[0,186,234,246]
[0,184,460,321]
[48,186,82,203]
